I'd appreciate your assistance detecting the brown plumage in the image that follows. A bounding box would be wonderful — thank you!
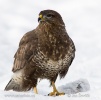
[5,10,75,95]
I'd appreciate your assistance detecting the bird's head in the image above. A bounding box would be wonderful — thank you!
[38,10,65,26]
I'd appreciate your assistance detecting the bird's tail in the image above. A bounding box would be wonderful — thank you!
[4,70,31,91]
[4,78,22,91]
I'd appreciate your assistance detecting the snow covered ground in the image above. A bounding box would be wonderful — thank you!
[0,0,101,100]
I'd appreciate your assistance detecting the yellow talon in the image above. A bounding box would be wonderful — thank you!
[49,91,65,96]
[48,82,65,96]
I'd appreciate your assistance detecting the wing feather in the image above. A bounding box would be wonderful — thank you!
[12,30,38,72]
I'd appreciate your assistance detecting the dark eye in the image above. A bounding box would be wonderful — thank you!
[46,14,54,18]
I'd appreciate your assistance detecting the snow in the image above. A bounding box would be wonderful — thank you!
[0,0,101,100]
[58,79,90,94]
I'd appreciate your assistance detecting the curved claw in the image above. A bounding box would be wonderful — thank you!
[48,91,65,96]
[48,81,65,96]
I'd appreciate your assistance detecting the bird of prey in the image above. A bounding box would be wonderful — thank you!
[5,10,75,96]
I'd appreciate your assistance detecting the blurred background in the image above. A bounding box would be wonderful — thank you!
[0,0,101,92]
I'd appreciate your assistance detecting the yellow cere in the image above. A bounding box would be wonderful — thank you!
[39,14,43,18]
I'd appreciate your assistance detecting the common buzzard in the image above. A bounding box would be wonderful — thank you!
[5,10,75,96]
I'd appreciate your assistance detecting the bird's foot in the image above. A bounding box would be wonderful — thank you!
[48,81,65,96]
[48,91,65,96]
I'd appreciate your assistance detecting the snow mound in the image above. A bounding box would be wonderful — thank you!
[58,79,90,94]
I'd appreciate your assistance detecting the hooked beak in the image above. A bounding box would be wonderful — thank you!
[38,14,45,22]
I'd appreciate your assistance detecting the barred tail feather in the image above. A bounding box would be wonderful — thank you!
[4,70,31,91]
[4,78,23,91]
